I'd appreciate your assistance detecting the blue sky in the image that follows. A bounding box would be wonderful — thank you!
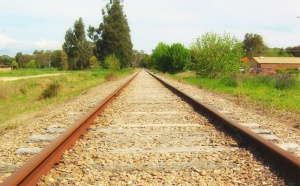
[0,0,299,56]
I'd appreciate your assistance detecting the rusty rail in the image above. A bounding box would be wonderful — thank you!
[147,70,300,185]
[1,72,138,186]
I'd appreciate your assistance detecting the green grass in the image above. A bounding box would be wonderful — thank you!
[0,68,62,77]
[169,73,300,113]
[0,68,135,132]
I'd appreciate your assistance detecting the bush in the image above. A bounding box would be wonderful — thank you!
[274,73,296,90]
[40,80,60,99]
[104,54,120,70]
[104,72,117,81]
[219,76,238,87]
[257,74,274,86]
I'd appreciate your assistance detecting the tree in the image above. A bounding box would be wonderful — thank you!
[132,50,144,68]
[26,60,36,68]
[88,0,133,68]
[59,51,69,70]
[264,48,293,57]
[190,32,244,78]
[33,50,52,68]
[168,43,191,73]
[51,50,68,70]
[11,61,19,69]
[15,53,34,68]
[286,45,300,57]
[243,33,268,57]
[0,55,14,66]
[63,17,92,70]
[151,42,171,73]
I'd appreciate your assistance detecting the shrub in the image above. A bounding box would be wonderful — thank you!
[104,54,120,70]
[274,73,296,90]
[257,74,274,86]
[40,80,60,99]
[104,72,117,81]
[219,76,238,87]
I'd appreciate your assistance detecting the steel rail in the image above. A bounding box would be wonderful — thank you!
[1,72,139,186]
[147,70,300,185]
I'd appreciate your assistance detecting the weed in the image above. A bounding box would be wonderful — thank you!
[0,89,8,99]
[104,72,117,81]
[219,76,238,87]
[274,73,296,90]
[257,75,274,86]
[40,80,60,99]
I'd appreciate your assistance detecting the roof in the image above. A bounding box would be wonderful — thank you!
[241,57,250,62]
[252,57,300,64]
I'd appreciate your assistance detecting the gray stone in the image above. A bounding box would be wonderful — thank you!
[252,129,273,134]
[28,134,57,142]
[260,134,280,141]
[16,147,43,155]
[277,143,300,151]
[240,123,260,128]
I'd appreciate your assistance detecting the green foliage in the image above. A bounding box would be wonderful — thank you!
[169,73,300,112]
[151,42,191,74]
[243,33,268,57]
[89,56,100,69]
[88,0,133,68]
[168,43,191,73]
[104,54,120,70]
[40,80,60,99]
[0,55,14,65]
[26,60,37,68]
[63,18,93,70]
[190,32,243,78]
[274,74,296,90]
[15,52,34,68]
[33,50,52,68]
[219,76,238,87]
[151,42,171,73]
[286,45,300,57]
[264,48,293,57]
[11,61,19,69]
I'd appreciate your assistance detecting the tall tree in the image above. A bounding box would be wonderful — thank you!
[63,17,92,70]
[51,50,68,70]
[243,33,267,57]
[88,0,133,68]
[15,52,34,68]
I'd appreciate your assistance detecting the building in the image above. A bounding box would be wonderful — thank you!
[0,65,12,72]
[249,57,300,69]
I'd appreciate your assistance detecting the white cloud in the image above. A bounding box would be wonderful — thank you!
[0,34,62,56]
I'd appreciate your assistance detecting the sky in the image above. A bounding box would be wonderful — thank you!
[0,0,300,56]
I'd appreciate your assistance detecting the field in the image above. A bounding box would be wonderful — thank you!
[0,68,135,132]
[168,72,300,113]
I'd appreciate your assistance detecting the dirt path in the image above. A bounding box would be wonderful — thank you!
[0,74,65,81]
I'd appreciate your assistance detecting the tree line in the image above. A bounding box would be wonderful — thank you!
[0,0,137,71]
[150,32,299,78]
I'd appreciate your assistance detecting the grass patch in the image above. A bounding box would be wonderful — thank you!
[0,68,62,77]
[168,72,300,113]
[0,68,135,132]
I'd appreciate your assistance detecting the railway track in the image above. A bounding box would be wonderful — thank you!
[1,69,300,185]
